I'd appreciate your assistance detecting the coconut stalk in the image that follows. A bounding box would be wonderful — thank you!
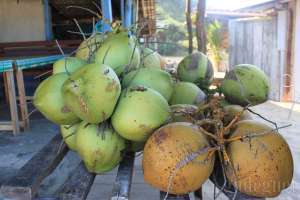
[196,0,207,53]
[185,0,193,54]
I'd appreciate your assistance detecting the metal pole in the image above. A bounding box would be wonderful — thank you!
[101,0,113,32]
[124,0,133,29]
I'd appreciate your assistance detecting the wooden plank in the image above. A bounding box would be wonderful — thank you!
[228,16,279,101]
[16,68,30,130]
[58,162,95,200]
[246,21,254,64]
[1,134,69,200]
[0,40,80,58]
[228,20,236,68]
[111,152,135,200]
[252,20,263,67]
[4,71,20,135]
[0,122,14,131]
[0,40,81,48]
[3,72,10,103]
[160,192,190,200]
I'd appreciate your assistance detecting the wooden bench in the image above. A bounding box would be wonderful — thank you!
[0,60,21,134]
[0,133,265,200]
[0,40,80,134]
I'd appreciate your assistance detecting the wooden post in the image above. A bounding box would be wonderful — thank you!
[196,0,207,53]
[186,0,193,54]
[101,0,113,32]
[3,72,10,103]
[124,0,133,29]
[4,71,20,135]
[15,67,29,129]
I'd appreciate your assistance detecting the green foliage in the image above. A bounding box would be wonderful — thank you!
[156,0,185,22]
[207,20,222,53]
[155,1,188,56]
[206,20,224,65]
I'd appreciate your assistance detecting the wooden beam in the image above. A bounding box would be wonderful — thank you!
[15,68,30,130]
[206,10,268,18]
[0,122,13,131]
[0,121,25,131]
[4,71,20,135]
[196,0,207,53]
[3,72,9,103]
[186,0,193,54]
[58,162,95,200]
[1,134,69,200]
[111,152,135,200]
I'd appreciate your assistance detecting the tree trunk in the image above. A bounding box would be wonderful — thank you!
[196,0,207,53]
[186,0,193,54]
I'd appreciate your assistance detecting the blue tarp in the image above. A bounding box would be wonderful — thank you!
[15,55,64,69]
[0,60,13,72]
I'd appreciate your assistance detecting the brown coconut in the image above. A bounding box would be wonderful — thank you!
[225,120,293,197]
[143,122,215,194]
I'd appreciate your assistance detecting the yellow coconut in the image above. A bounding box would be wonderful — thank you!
[225,120,293,197]
[143,122,215,194]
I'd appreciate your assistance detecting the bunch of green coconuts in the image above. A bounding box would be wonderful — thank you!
[33,27,293,199]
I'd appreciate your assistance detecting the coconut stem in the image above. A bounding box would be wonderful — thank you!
[55,40,65,56]
[24,108,37,120]
[73,18,87,40]
[92,1,102,15]
[34,70,52,79]
[163,146,217,199]
[224,124,292,143]
[247,108,279,131]
[219,106,249,139]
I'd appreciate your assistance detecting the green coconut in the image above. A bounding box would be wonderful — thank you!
[62,63,121,123]
[60,122,80,151]
[141,48,161,69]
[94,31,140,76]
[177,51,214,89]
[76,33,104,62]
[223,105,252,125]
[122,68,174,101]
[111,86,171,142]
[53,57,86,74]
[170,82,206,105]
[33,73,80,125]
[76,121,126,173]
[220,64,270,106]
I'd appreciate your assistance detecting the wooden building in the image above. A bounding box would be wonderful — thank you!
[228,0,300,102]
[0,0,156,43]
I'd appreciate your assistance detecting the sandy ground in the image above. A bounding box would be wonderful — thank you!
[0,101,299,200]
